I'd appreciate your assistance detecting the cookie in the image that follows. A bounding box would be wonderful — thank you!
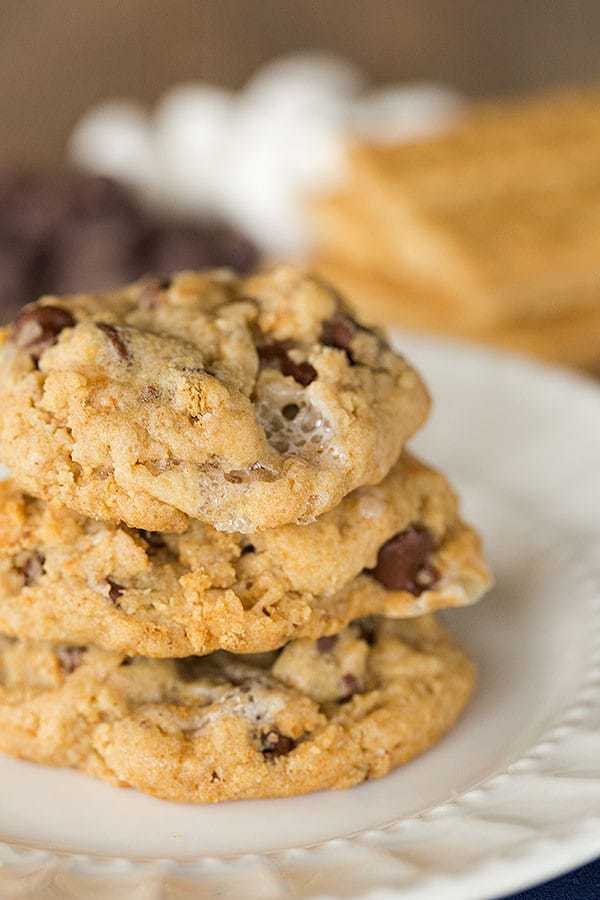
[0,265,429,532]
[0,615,475,802]
[0,453,492,656]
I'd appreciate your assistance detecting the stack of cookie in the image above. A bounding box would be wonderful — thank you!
[0,265,492,802]
[311,89,600,374]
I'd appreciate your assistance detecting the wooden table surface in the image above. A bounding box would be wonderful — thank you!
[1,0,600,166]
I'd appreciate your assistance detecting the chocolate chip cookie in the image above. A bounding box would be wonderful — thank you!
[0,615,474,802]
[0,265,429,532]
[0,453,491,656]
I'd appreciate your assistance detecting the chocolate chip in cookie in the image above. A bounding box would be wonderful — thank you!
[369,526,439,594]
[137,277,172,310]
[96,322,131,363]
[106,577,125,603]
[259,729,297,759]
[356,618,377,646]
[17,550,45,584]
[341,673,361,697]
[137,529,166,555]
[57,645,86,674]
[12,305,75,359]
[322,313,375,365]
[322,314,357,353]
[258,342,317,386]
[316,635,338,653]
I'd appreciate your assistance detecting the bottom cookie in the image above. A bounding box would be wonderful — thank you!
[0,615,474,803]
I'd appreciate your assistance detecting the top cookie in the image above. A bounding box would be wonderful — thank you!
[0,265,429,532]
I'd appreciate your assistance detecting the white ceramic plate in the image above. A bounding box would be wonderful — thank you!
[1,337,599,900]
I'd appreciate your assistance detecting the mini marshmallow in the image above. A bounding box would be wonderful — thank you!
[154,84,235,214]
[352,83,465,143]
[243,54,365,115]
[69,101,158,199]
[219,93,350,255]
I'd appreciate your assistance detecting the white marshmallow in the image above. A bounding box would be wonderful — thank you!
[243,54,364,115]
[154,84,234,214]
[69,101,158,196]
[219,90,350,255]
[352,83,465,143]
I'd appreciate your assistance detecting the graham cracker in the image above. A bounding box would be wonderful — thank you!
[311,89,600,332]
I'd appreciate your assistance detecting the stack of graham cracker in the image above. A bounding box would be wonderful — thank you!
[312,89,600,373]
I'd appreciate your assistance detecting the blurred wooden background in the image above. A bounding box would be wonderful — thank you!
[2,0,600,166]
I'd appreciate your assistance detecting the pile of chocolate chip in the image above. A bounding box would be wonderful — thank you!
[0,168,259,322]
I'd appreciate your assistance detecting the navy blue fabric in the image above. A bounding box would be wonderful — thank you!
[503,857,600,899]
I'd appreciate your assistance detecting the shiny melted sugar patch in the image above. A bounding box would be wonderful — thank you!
[256,395,332,458]
[256,341,334,459]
